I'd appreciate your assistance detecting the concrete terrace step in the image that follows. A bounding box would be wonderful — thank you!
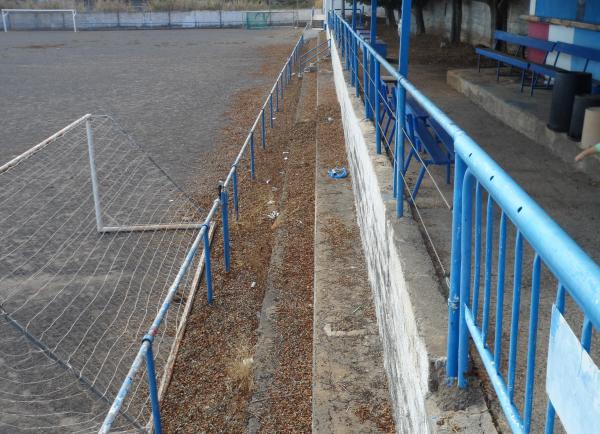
[312,55,394,431]
[447,68,600,182]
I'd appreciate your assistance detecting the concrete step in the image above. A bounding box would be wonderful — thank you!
[447,68,600,182]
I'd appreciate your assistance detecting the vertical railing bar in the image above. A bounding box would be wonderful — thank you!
[482,194,494,344]
[581,316,592,352]
[523,254,541,433]
[458,169,475,388]
[395,82,405,217]
[143,337,162,434]
[507,230,523,400]
[220,184,231,273]
[472,182,483,321]
[249,131,256,180]
[269,93,274,128]
[203,224,213,304]
[494,211,508,371]
[374,60,381,154]
[447,154,465,380]
[232,166,239,221]
[261,109,266,149]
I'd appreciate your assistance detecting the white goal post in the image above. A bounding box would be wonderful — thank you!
[2,9,77,32]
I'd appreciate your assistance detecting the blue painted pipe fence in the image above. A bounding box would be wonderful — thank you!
[329,10,600,433]
[99,26,307,434]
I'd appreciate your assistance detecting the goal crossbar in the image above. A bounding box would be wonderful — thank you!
[2,8,77,32]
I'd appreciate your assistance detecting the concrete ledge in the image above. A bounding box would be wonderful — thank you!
[447,68,600,182]
[330,34,496,433]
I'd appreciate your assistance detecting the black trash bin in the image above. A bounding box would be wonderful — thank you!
[548,71,592,132]
[569,94,600,140]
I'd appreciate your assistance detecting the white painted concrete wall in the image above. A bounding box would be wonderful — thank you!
[329,29,434,434]
[3,9,313,30]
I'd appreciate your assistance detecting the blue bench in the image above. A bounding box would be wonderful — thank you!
[403,97,454,200]
[476,30,556,93]
[529,41,600,95]
[377,78,454,201]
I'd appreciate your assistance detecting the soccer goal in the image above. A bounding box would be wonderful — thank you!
[246,10,298,29]
[2,8,77,32]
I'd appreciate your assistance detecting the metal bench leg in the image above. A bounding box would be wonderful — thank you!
[410,162,430,203]
[404,148,416,173]
[496,61,501,82]
[520,69,526,93]
[530,72,536,96]
[477,55,481,72]
[446,159,452,184]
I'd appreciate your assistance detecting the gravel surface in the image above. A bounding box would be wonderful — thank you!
[0,28,300,193]
[160,37,316,433]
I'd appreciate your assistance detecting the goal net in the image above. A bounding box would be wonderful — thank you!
[2,9,77,32]
[0,115,203,432]
[246,10,298,29]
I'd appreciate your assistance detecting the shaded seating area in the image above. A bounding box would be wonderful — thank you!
[379,78,454,201]
[476,30,600,95]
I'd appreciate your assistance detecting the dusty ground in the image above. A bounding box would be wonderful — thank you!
[161,37,317,433]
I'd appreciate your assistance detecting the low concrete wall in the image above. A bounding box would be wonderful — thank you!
[3,8,314,31]
[329,31,497,433]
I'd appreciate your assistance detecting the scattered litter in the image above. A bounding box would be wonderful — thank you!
[272,187,278,192]
[250,281,256,288]
[284,157,288,161]
[283,151,289,154]
[266,210,279,220]
[266,179,271,184]
[267,200,275,205]
[328,167,348,179]
[169,199,174,202]
[327,117,333,122]
[272,117,277,121]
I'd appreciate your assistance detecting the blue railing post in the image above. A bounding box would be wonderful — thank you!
[351,0,357,31]
[143,335,162,434]
[202,224,213,304]
[374,60,381,154]
[250,132,256,180]
[362,44,369,117]
[447,152,465,381]
[261,109,266,149]
[269,94,274,128]
[232,166,239,221]
[354,38,359,97]
[369,55,376,120]
[220,184,231,273]
[394,81,405,217]
[276,79,280,112]
[458,169,475,388]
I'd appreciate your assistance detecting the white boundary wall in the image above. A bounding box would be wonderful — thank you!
[2,8,313,31]
[329,30,437,433]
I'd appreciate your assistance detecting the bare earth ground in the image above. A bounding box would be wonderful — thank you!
[161,38,316,433]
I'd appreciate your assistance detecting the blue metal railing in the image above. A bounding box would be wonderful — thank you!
[99,28,306,434]
[329,10,600,433]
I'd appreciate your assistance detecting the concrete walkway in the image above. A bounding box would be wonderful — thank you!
[404,64,600,432]
[312,56,394,432]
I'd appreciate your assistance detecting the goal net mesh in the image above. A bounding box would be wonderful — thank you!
[0,115,202,432]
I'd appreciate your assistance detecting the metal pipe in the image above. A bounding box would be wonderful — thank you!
[458,169,475,387]
[86,119,104,232]
[0,114,91,174]
[250,131,255,180]
[100,223,202,233]
[144,336,162,434]
[220,186,231,272]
